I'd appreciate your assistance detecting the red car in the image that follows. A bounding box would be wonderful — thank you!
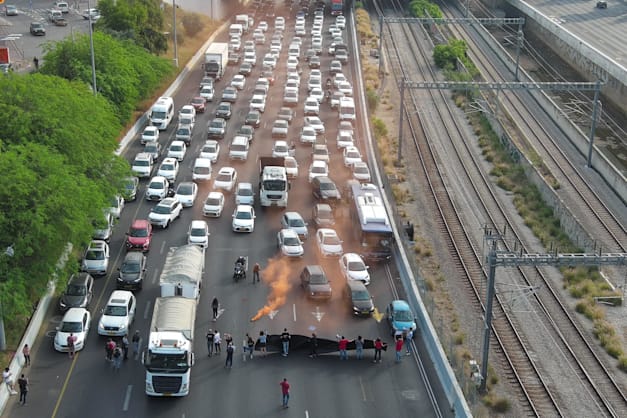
[126,219,152,252]
[191,96,206,113]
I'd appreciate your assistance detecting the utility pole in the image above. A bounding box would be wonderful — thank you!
[87,0,97,95]
[172,0,179,67]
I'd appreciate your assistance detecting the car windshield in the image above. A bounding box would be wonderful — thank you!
[347,151,360,158]
[134,160,149,167]
[355,166,369,174]
[145,144,158,153]
[274,145,287,153]
[206,198,221,206]
[314,148,328,155]
[323,234,341,245]
[177,185,193,195]
[143,130,156,137]
[153,205,172,214]
[66,284,86,296]
[231,144,246,152]
[238,188,253,196]
[352,290,371,301]
[192,98,204,105]
[348,261,366,271]
[216,174,231,182]
[263,180,286,191]
[161,163,175,171]
[86,250,104,260]
[152,110,166,119]
[104,305,127,316]
[236,210,252,220]
[317,208,333,220]
[191,227,206,237]
[176,129,189,136]
[240,126,252,134]
[320,182,336,191]
[145,352,189,373]
[60,321,83,333]
[210,121,223,128]
[394,310,414,322]
[283,236,300,246]
[219,105,229,111]
[149,181,164,190]
[285,160,296,168]
[309,274,327,285]
[312,166,326,174]
[130,227,148,238]
[121,261,141,274]
[246,113,259,121]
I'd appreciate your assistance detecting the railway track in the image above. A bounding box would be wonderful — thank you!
[369,0,626,416]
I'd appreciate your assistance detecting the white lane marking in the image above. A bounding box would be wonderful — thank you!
[122,385,133,411]
[305,410,309,418]
[151,268,160,285]
[359,376,367,402]
[293,303,297,322]
[143,301,152,320]
[159,240,166,254]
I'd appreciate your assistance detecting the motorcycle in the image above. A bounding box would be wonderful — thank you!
[233,256,248,282]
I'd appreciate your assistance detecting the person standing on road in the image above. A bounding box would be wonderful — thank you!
[17,374,28,405]
[206,329,215,357]
[214,330,222,354]
[211,297,219,321]
[67,333,77,359]
[395,335,404,363]
[309,333,318,358]
[338,335,349,360]
[258,331,267,356]
[113,346,123,371]
[404,327,414,355]
[33,57,39,71]
[105,338,116,362]
[225,342,235,368]
[279,378,290,408]
[22,344,31,367]
[373,338,384,363]
[132,331,141,357]
[224,332,233,347]
[246,334,255,359]
[253,263,261,283]
[280,328,291,357]
[122,334,130,360]
[354,336,364,360]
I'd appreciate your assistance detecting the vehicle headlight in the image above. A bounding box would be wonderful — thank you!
[119,324,127,331]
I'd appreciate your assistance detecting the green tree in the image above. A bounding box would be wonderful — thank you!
[409,0,443,18]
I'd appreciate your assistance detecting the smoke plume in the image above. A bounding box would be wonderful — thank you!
[251,258,294,321]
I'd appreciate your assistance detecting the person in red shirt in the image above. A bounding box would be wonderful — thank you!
[373,338,384,363]
[395,336,404,363]
[338,336,349,360]
[280,378,290,408]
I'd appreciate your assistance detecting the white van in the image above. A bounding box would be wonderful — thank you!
[150,96,175,130]
[339,97,356,121]
[229,136,250,161]
[229,23,244,38]
[192,158,212,182]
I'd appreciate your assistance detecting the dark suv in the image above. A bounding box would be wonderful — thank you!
[312,176,341,205]
[300,265,331,300]
[117,251,147,291]
[59,273,94,312]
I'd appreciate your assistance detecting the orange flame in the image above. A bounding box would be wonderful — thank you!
[251,258,294,321]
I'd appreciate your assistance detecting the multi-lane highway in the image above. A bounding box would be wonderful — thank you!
[3,3,452,418]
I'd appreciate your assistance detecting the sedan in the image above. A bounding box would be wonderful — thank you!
[232,205,256,233]
[188,220,210,248]
[310,88,324,103]
[304,98,320,116]
[312,144,330,163]
[191,96,207,113]
[304,116,325,135]
[237,125,255,142]
[174,181,198,207]
[280,211,308,240]
[214,167,237,192]
[143,142,162,162]
[272,140,293,158]
[157,158,179,181]
[168,140,187,161]
[239,62,253,76]
[175,126,192,146]
[343,146,363,167]
[200,85,214,101]
[122,177,139,202]
[200,140,220,163]
[271,120,289,138]
[215,102,232,119]
[221,87,238,103]
[329,60,342,74]
[148,198,183,228]
[352,161,372,182]
[81,240,110,276]
[262,54,277,69]
[277,107,294,124]
[245,110,261,128]
[277,228,304,258]
[308,160,328,183]
[202,191,225,217]
[5,5,18,16]
[54,308,91,353]
[312,176,341,204]
[284,156,298,178]
[261,70,275,84]
[308,56,321,69]
[336,130,354,148]
[207,118,227,139]
[337,81,353,96]
[312,203,335,228]
[231,74,246,90]
[145,176,171,201]
[235,182,254,206]
[315,228,344,257]
[300,126,317,144]
[339,253,371,285]
[141,126,159,144]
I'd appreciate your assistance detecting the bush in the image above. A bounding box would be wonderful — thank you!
[618,355,627,372]
[372,117,388,139]
[182,14,203,37]
[366,88,379,112]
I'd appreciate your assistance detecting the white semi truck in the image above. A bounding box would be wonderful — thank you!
[204,42,229,80]
[143,245,204,397]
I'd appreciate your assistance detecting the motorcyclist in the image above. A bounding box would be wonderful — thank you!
[326,78,331,88]
[236,256,246,267]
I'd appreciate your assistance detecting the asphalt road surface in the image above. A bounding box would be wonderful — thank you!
[3,4,452,418]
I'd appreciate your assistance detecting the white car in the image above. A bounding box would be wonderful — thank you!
[148,197,183,228]
[334,73,348,88]
[132,152,153,178]
[203,191,225,217]
[343,146,362,167]
[277,228,304,258]
[304,116,325,135]
[300,126,317,144]
[235,182,255,205]
[308,160,328,183]
[81,240,110,276]
[231,75,246,90]
[339,253,370,285]
[157,157,179,181]
[284,156,298,178]
[310,88,324,103]
[262,53,277,69]
[336,15,346,30]
[188,220,209,248]
[200,140,220,163]
[108,195,125,219]
[145,176,170,201]
[141,126,159,144]
[312,144,330,163]
[97,290,136,337]
[337,130,354,149]
[54,308,91,353]
[287,72,300,86]
[214,167,238,192]
[304,97,320,116]
[250,94,266,113]
[310,69,322,79]
[337,81,353,96]
[280,211,308,239]
[179,105,196,122]
[258,21,268,32]
[316,228,344,257]
[232,205,256,233]
[200,85,214,101]
[174,181,198,207]
[308,76,322,92]
[352,161,372,182]
[272,140,292,158]
[287,56,299,71]
[167,140,187,161]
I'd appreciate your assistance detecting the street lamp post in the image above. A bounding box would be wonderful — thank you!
[0,245,15,351]
[172,0,179,67]
[87,0,97,96]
